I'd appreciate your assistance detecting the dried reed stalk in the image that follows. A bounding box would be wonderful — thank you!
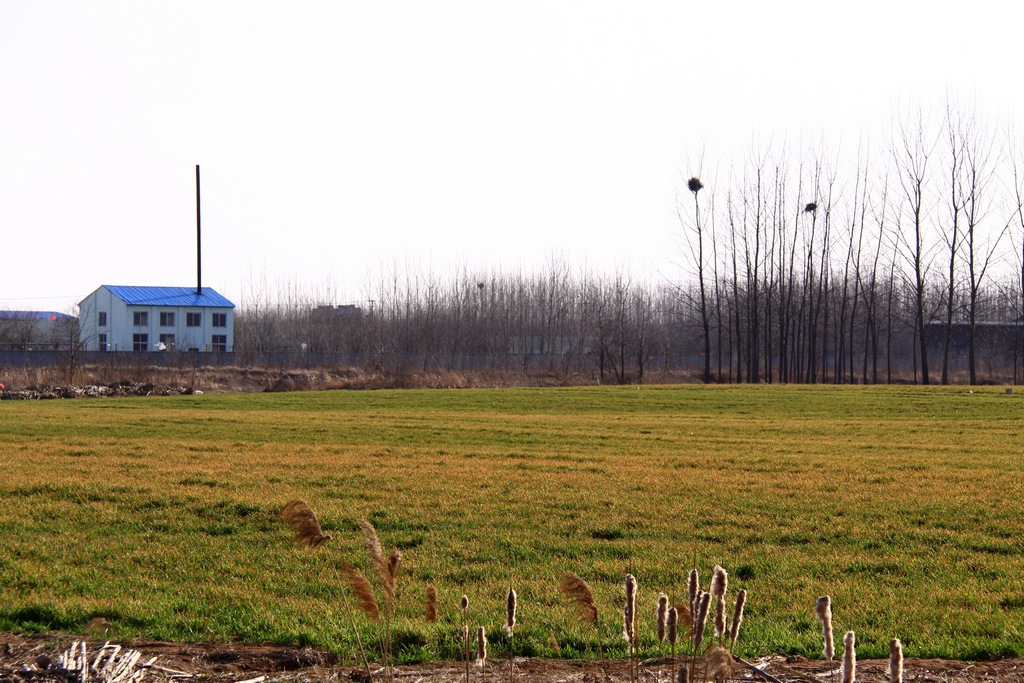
[888,638,903,683]
[841,631,856,683]
[667,606,678,650]
[815,596,834,661]
[425,584,437,623]
[387,549,402,589]
[279,500,332,548]
[729,589,747,647]
[558,573,599,624]
[358,519,393,597]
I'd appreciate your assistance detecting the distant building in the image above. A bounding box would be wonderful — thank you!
[0,311,77,350]
[78,285,235,352]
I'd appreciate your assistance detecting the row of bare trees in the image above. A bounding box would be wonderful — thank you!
[232,105,1024,385]
[678,105,1024,385]
[233,262,1024,386]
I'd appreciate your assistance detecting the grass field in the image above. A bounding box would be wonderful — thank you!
[0,385,1022,663]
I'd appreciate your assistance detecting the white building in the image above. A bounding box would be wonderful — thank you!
[78,285,235,352]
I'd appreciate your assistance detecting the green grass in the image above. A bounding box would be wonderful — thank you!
[0,384,1022,662]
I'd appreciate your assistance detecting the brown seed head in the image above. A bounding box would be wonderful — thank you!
[558,573,599,624]
[341,561,379,622]
[280,500,332,549]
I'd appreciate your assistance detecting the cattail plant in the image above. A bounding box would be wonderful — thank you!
[505,586,517,683]
[693,592,711,651]
[675,664,689,683]
[504,586,517,636]
[461,596,470,683]
[711,566,728,639]
[888,638,903,683]
[841,631,856,683]
[624,574,638,683]
[657,593,669,644]
[728,589,747,649]
[623,574,637,643]
[476,626,488,667]
[666,606,678,659]
[816,596,835,662]
[425,584,438,623]
[687,570,699,616]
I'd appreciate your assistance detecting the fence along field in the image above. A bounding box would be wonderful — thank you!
[0,385,1021,663]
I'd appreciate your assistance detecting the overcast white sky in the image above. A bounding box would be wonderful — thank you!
[1,1,1020,312]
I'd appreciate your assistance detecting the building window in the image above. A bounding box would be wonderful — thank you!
[212,313,227,327]
[160,312,175,327]
[132,333,149,351]
[211,334,227,352]
[98,312,107,327]
[186,312,202,327]
[98,334,108,351]
[159,333,175,349]
[133,311,148,326]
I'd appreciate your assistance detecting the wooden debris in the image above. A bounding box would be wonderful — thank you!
[29,640,193,682]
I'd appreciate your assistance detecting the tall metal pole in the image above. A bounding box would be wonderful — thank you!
[196,164,203,296]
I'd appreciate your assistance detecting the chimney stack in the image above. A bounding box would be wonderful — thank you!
[195,164,202,296]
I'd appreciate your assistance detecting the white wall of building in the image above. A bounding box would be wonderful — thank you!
[79,286,234,352]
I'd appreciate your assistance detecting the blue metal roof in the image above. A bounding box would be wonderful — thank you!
[104,286,235,308]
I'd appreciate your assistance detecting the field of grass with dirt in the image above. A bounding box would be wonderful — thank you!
[0,385,1021,665]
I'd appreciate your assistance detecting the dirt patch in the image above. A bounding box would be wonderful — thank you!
[1,633,1022,683]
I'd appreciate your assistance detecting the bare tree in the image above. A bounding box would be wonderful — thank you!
[893,111,937,384]
[684,175,712,383]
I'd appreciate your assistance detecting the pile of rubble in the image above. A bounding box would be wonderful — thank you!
[0,381,202,400]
